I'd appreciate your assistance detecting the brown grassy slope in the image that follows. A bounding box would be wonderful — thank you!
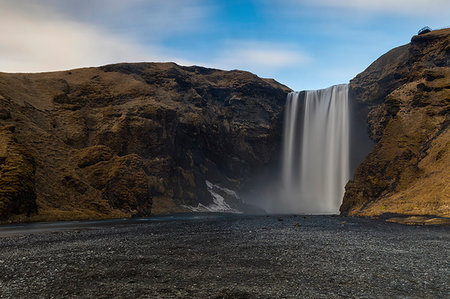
[0,63,289,222]
[342,28,450,224]
[0,125,37,221]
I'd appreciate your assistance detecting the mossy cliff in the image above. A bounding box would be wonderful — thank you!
[341,28,449,224]
[0,64,289,222]
[0,125,37,220]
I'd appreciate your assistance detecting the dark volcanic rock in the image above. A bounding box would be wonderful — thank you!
[341,28,450,222]
[0,63,289,222]
[0,215,448,298]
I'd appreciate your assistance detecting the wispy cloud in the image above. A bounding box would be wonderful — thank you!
[210,41,311,74]
[1,0,447,90]
[0,5,145,72]
[2,0,212,38]
[0,0,212,72]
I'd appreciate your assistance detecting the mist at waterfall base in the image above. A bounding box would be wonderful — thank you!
[243,84,373,215]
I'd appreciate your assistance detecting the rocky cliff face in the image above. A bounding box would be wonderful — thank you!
[1,29,448,224]
[0,63,289,222]
[341,28,450,224]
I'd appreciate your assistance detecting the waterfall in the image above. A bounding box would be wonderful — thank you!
[281,84,350,214]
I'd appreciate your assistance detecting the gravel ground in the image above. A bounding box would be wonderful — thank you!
[0,214,449,298]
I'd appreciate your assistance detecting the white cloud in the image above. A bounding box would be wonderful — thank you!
[210,41,311,74]
[0,0,211,73]
[1,0,212,38]
[0,7,144,72]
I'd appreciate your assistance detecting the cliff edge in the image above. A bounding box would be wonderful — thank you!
[341,28,450,224]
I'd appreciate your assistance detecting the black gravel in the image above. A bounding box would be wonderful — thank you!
[0,214,449,298]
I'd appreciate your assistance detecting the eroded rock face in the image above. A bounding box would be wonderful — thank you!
[0,63,289,221]
[0,126,37,221]
[1,30,447,223]
[341,28,450,222]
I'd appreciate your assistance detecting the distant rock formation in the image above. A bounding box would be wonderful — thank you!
[341,28,449,224]
[0,63,289,222]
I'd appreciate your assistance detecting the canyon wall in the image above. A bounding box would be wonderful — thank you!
[0,28,448,223]
[341,28,449,224]
[0,63,289,222]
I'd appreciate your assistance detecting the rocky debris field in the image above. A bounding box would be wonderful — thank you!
[0,214,448,298]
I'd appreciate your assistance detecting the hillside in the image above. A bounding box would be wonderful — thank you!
[0,29,448,224]
[0,63,289,222]
[341,28,450,224]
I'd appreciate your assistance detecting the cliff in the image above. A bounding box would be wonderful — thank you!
[0,63,289,222]
[0,29,448,224]
[341,28,450,224]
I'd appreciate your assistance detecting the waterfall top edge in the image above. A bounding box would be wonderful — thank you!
[289,83,348,95]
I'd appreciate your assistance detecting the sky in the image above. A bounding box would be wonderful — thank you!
[0,0,449,91]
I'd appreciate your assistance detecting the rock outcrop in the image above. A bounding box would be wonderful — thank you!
[0,63,289,222]
[0,125,37,221]
[341,28,450,224]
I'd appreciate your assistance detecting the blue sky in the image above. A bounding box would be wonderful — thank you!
[1,0,449,90]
